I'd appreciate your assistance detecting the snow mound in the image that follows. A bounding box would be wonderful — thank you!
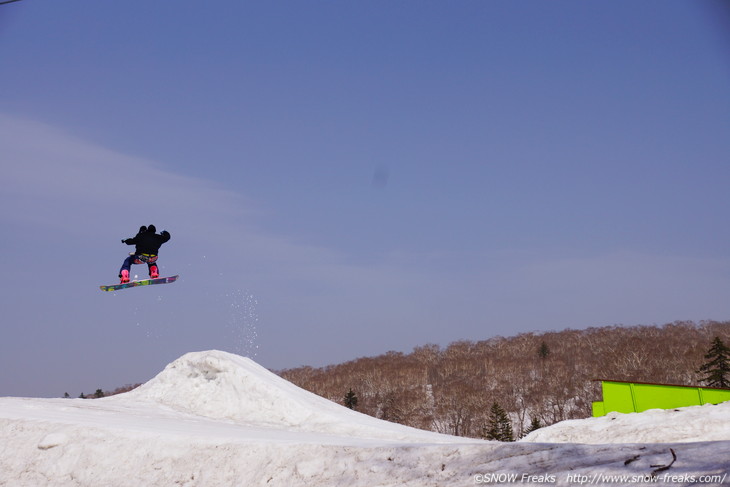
[116,350,455,442]
[522,401,730,444]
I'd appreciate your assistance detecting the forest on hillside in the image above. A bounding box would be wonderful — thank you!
[278,321,730,439]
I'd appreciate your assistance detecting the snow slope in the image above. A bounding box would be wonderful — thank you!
[1,350,729,486]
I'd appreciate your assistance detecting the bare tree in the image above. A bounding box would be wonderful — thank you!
[278,320,730,439]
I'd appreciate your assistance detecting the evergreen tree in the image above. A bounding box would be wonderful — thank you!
[344,388,358,410]
[538,341,550,360]
[94,389,105,398]
[697,336,730,388]
[523,416,542,436]
[483,402,514,442]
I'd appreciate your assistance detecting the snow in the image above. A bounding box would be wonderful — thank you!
[522,402,730,444]
[1,350,729,486]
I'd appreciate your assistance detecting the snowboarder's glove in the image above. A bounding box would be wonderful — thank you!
[122,238,133,244]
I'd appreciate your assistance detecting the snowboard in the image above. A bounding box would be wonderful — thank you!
[100,275,179,292]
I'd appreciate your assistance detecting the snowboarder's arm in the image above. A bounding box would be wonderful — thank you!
[121,226,147,245]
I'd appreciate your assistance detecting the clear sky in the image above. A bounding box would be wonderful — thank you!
[1,1,729,397]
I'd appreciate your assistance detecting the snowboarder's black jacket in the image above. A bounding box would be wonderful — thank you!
[123,225,170,255]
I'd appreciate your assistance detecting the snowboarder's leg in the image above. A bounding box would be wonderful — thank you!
[139,254,159,278]
[119,255,135,283]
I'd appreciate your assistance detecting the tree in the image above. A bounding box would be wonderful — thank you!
[697,336,730,388]
[483,402,514,442]
[344,388,358,410]
[94,389,105,398]
[278,321,730,439]
[523,416,542,436]
[379,391,404,423]
[538,341,550,360]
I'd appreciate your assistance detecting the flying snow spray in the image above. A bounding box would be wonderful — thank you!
[226,289,259,358]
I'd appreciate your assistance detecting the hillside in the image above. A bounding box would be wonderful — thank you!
[279,320,730,439]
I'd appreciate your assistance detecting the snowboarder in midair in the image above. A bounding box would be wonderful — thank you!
[119,225,171,283]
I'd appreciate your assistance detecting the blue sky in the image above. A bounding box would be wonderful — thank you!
[1,1,729,397]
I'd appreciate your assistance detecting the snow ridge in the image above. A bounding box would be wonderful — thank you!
[522,401,730,444]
